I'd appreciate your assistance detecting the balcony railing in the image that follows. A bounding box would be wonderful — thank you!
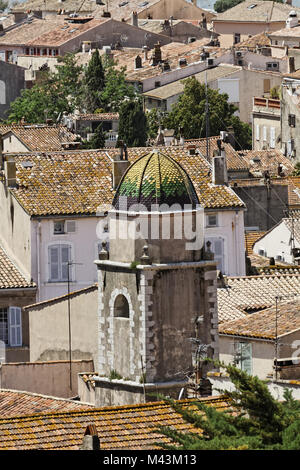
[253,97,280,109]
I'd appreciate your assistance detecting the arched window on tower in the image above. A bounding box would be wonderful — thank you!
[114,294,129,318]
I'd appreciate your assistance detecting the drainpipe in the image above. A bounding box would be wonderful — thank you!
[235,211,239,276]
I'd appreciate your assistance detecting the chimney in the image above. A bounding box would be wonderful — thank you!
[112,142,130,189]
[134,55,142,69]
[131,11,138,27]
[151,42,162,66]
[285,0,293,5]
[80,425,100,451]
[143,45,149,61]
[187,144,196,155]
[212,151,228,185]
[4,158,16,187]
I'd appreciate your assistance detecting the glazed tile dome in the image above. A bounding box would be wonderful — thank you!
[113,150,199,211]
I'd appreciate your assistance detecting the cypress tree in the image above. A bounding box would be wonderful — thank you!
[118,99,148,147]
[83,49,105,113]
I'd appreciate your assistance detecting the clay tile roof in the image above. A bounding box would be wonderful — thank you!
[237,149,294,178]
[284,218,300,244]
[0,246,35,289]
[3,125,78,152]
[0,397,228,450]
[4,147,244,217]
[269,25,300,39]
[245,231,266,255]
[0,17,65,46]
[0,389,94,418]
[213,1,300,23]
[219,299,300,339]
[218,274,300,323]
[233,32,271,49]
[28,18,108,47]
[76,113,119,121]
[185,136,249,171]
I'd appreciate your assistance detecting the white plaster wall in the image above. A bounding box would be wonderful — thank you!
[253,221,298,264]
[219,335,274,380]
[2,134,29,153]
[204,209,245,277]
[31,216,104,302]
[0,185,32,279]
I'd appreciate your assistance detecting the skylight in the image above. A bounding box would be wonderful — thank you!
[247,4,257,9]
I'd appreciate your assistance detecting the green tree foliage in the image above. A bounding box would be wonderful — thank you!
[156,364,300,450]
[82,123,106,149]
[0,0,8,11]
[100,61,137,112]
[165,77,252,149]
[83,49,105,113]
[214,0,282,13]
[292,162,300,176]
[8,53,83,123]
[118,99,148,147]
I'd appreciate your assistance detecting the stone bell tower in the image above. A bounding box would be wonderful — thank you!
[95,150,219,406]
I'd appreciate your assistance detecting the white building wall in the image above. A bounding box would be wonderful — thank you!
[219,335,274,380]
[2,134,29,153]
[253,221,298,264]
[31,216,103,302]
[204,209,245,277]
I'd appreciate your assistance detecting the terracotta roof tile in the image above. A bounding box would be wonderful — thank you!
[233,32,271,49]
[213,1,300,23]
[0,397,228,450]
[0,17,65,46]
[237,149,294,178]
[0,246,35,289]
[245,231,266,255]
[2,125,78,152]
[186,136,249,171]
[219,299,300,339]
[3,147,244,217]
[0,390,94,418]
[218,274,300,323]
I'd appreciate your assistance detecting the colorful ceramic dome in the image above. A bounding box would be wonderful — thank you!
[113,151,199,211]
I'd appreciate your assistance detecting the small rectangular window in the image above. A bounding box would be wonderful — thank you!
[9,307,22,347]
[207,214,218,227]
[0,308,8,345]
[256,124,260,141]
[48,244,71,282]
[54,221,65,234]
[234,33,241,44]
[66,221,76,233]
[288,114,296,127]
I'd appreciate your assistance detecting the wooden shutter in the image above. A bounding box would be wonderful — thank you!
[263,79,270,93]
[61,245,70,281]
[49,245,59,281]
[263,126,267,141]
[256,124,260,141]
[209,237,224,273]
[9,307,22,347]
[270,127,275,148]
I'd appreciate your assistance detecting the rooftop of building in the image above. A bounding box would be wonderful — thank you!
[0,396,228,450]
[1,147,244,217]
[233,32,271,49]
[213,1,300,23]
[268,24,300,38]
[217,273,300,323]
[0,389,94,418]
[219,298,300,340]
[245,230,266,255]
[0,124,78,152]
[0,246,35,289]
[237,149,294,178]
[0,16,65,46]
[112,150,200,211]
[143,64,242,100]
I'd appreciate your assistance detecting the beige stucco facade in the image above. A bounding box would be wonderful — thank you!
[213,21,286,48]
[28,285,98,367]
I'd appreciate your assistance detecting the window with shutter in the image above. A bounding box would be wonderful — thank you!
[263,126,267,141]
[270,127,275,148]
[234,342,252,374]
[256,124,260,141]
[49,244,71,282]
[0,308,8,345]
[208,237,224,273]
[9,307,22,347]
